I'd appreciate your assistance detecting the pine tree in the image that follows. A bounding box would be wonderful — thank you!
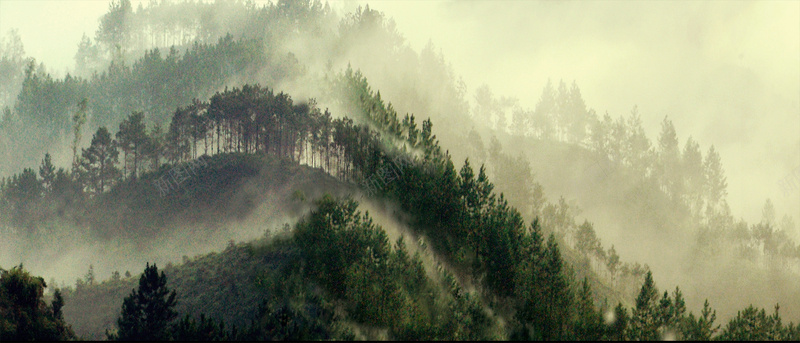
[52,289,65,321]
[116,111,148,178]
[85,264,96,286]
[473,84,496,128]
[683,299,719,340]
[144,123,164,171]
[39,153,56,192]
[630,270,660,340]
[575,277,603,341]
[607,302,629,340]
[79,126,120,195]
[112,263,178,341]
[71,98,87,174]
[703,145,727,215]
[513,220,548,340]
[543,234,572,340]
[626,106,653,174]
[669,286,687,336]
[565,81,588,144]
[656,116,681,198]
[173,313,230,341]
[606,245,620,283]
[511,107,533,137]
[761,198,776,226]
[96,0,133,57]
[682,136,704,216]
[718,305,778,340]
[576,220,601,259]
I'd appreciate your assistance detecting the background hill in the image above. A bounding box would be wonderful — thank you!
[0,0,798,340]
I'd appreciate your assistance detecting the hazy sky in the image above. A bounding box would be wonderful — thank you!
[1,0,799,224]
[363,0,800,226]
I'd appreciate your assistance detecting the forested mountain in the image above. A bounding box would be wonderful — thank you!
[1,0,798,341]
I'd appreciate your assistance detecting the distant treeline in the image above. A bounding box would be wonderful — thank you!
[1,0,799,340]
[2,68,799,341]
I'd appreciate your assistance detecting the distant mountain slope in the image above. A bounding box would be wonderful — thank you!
[60,154,505,340]
[59,152,353,339]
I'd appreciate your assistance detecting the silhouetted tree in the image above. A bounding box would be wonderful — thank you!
[574,277,604,341]
[112,263,177,341]
[39,153,56,192]
[79,126,120,195]
[71,98,88,174]
[0,265,75,340]
[116,111,148,178]
[683,299,719,340]
[630,270,659,340]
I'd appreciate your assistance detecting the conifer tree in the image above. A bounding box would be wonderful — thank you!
[543,234,572,340]
[39,153,56,192]
[116,111,148,178]
[112,263,177,341]
[683,299,719,340]
[683,136,704,214]
[630,270,660,340]
[79,126,120,194]
[656,116,681,198]
[513,220,548,340]
[703,145,727,215]
[575,277,603,341]
[606,245,620,283]
[670,287,687,336]
[608,302,629,340]
[71,98,87,174]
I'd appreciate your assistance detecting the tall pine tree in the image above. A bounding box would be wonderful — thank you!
[79,126,120,195]
[112,263,177,341]
[630,270,660,340]
[116,111,148,178]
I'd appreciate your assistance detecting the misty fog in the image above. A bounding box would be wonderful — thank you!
[0,0,799,340]
[2,1,796,224]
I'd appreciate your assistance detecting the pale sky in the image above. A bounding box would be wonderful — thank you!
[1,0,799,224]
[364,0,800,225]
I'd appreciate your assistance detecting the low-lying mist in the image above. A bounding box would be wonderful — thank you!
[0,0,798,331]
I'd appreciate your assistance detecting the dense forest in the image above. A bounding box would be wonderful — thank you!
[1,0,799,341]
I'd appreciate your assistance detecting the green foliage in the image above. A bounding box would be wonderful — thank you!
[238,297,340,341]
[292,194,499,339]
[3,4,788,336]
[607,302,629,340]
[0,265,75,341]
[39,153,56,191]
[718,304,798,341]
[116,111,149,178]
[9,70,791,341]
[630,270,660,340]
[71,98,88,172]
[514,221,574,340]
[1,167,43,228]
[294,195,389,297]
[575,220,603,260]
[78,126,121,195]
[172,314,230,341]
[574,277,605,341]
[682,299,718,340]
[111,263,177,341]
